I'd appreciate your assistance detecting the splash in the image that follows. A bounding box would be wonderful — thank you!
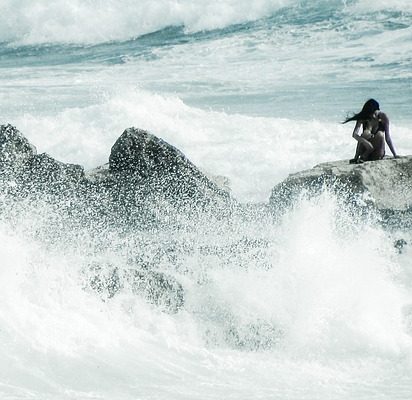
[10,88,353,202]
[1,171,412,398]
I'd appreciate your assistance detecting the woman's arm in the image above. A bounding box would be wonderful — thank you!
[380,113,397,157]
[352,120,373,151]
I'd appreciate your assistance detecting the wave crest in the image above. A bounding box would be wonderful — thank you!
[0,0,293,45]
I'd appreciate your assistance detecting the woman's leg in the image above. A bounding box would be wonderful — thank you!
[358,132,375,161]
[350,132,376,164]
[367,131,385,160]
[350,141,364,163]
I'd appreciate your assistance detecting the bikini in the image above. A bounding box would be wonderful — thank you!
[363,112,384,137]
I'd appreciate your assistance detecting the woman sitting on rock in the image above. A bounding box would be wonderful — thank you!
[344,98,398,164]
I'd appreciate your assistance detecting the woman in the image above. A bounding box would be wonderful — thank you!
[344,99,398,164]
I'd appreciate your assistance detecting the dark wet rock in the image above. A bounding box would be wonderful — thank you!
[0,125,234,228]
[107,127,231,207]
[269,157,412,225]
[394,238,407,254]
[82,128,235,226]
[20,153,85,193]
[126,269,184,313]
[0,124,36,175]
[0,125,85,208]
[85,262,184,313]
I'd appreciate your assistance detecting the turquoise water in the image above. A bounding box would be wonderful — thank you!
[1,1,412,399]
[1,1,412,122]
[1,1,411,202]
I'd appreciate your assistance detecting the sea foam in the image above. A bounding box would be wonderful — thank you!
[0,0,293,45]
[10,88,412,202]
[10,88,350,202]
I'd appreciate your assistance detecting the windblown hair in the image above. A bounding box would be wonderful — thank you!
[343,98,380,124]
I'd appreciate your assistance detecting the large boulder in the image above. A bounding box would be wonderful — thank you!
[107,127,231,205]
[269,156,412,225]
[84,128,234,226]
[0,125,233,227]
[0,124,36,175]
[0,125,85,200]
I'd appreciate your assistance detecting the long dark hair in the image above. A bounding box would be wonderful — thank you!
[343,98,380,124]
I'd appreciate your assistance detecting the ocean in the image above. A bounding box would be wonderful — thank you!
[1,0,412,398]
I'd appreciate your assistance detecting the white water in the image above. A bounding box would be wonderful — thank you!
[0,0,293,45]
[1,1,412,398]
[1,0,412,45]
[7,88,412,202]
[1,192,412,399]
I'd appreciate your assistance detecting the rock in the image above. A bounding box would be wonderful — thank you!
[20,153,85,194]
[269,157,412,218]
[0,124,36,175]
[0,124,85,199]
[108,127,231,205]
[126,269,184,313]
[0,125,234,227]
[2,153,85,208]
[85,262,184,313]
[82,127,235,226]
[394,239,407,254]
[87,262,122,300]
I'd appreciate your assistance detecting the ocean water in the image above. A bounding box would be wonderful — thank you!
[1,1,412,399]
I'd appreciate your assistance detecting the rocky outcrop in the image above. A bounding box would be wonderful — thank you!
[83,128,234,226]
[0,125,233,226]
[107,127,230,205]
[108,128,230,197]
[20,153,85,194]
[269,157,412,226]
[0,124,36,176]
[0,124,85,200]
[1,124,223,312]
